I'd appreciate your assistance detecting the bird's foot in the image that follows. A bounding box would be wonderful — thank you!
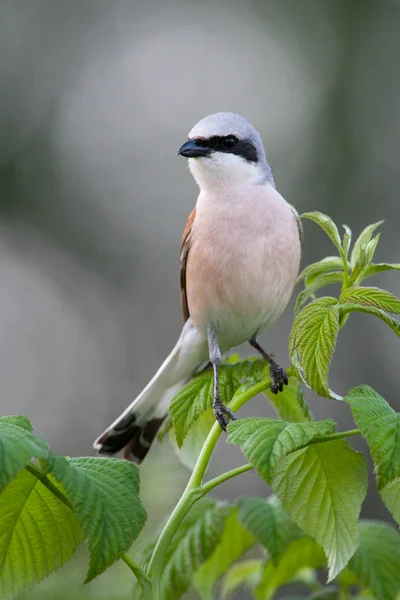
[269,361,289,394]
[213,397,238,431]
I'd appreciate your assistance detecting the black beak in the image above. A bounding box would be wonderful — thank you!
[178,140,211,158]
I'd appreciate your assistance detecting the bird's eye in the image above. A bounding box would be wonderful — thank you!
[222,136,238,149]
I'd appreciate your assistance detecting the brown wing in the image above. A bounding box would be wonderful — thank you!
[180,207,196,322]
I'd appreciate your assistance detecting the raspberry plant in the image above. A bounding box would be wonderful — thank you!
[1,212,400,599]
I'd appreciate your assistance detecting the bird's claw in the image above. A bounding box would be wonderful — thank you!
[213,398,238,431]
[269,361,288,394]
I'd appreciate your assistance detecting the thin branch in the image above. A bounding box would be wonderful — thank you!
[200,464,253,496]
[24,462,73,510]
[121,553,152,594]
[307,428,360,446]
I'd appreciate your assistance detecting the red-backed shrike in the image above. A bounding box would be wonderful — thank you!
[94,112,302,463]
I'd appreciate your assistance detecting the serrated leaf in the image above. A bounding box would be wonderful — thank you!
[254,537,326,600]
[0,468,82,600]
[237,496,302,564]
[380,478,400,525]
[289,297,340,398]
[298,257,344,285]
[347,520,400,600]
[363,234,380,264]
[170,358,266,446]
[351,221,384,267]
[161,501,231,600]
[300,212,343,255]
[220,559,263,600]
[264,376,314,423]
[342,225,352,259]
[295,272,344,314]
[358,262,400,282]
[340,286,400,314]
[193,507,255,599]
[345,385,400,488]
[273,439,368,580]
[340,303,400,337]
[227,418,336,484]
[0,420,48,491]
[0,415,34,431]
[345,385,400,524]
[46,454,147,582]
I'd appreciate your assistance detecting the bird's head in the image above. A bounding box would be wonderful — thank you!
[178,112,274,190]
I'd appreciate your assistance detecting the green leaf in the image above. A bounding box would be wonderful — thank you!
[237,496,302,564]
[161,501,231,600]
[46,454,147,582]
[0,468,82,600]
[340,303,400,337]
[347,520,400,600]
[0,415,34,431]
[300,212,343,255]
[363,234,380,265]
[254,536,326,600]
[289,297,340,398]
[350,235,381,283]
[345,385,400,488]
[351,221,384,267]
[0,419,48,492]
[193,507,255,599]
[336,566,360,587]
[340,286,400,314]
[170,357,266,446]
[295,272,344,314]
[358,262,400,282]
[220,559,263,600]
[297,257,344,285]
[345,385,400,524]
[380,478,400,525]
[342,225,352,259]
[272,439,368,580]
[227,418,336,485]
[264,376,314,423]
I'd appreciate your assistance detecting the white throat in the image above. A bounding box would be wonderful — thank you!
[188,152,266,192]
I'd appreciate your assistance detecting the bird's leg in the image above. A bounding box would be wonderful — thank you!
[249,335,288,395]
[208,326,238,430]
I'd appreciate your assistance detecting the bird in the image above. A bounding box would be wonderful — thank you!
[93,112,302,463]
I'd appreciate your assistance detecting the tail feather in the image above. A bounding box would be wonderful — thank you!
[93,319,207,463]
[122,417,165,462]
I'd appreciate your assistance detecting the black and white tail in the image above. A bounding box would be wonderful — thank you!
[93,320,207,463]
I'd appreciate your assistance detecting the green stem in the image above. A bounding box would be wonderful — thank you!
[147,372,278,597]
[121,552,145,575]
[200,464,253,496]
[146,488,201,595]
[121,553,152,594]
[307,428,360,445]
[25,462,73,510]
[340,249,350,291]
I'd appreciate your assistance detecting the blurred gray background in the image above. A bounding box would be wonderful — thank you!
[1,0,399,598]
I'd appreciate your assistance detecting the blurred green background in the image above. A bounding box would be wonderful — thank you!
[1,0,400,598]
